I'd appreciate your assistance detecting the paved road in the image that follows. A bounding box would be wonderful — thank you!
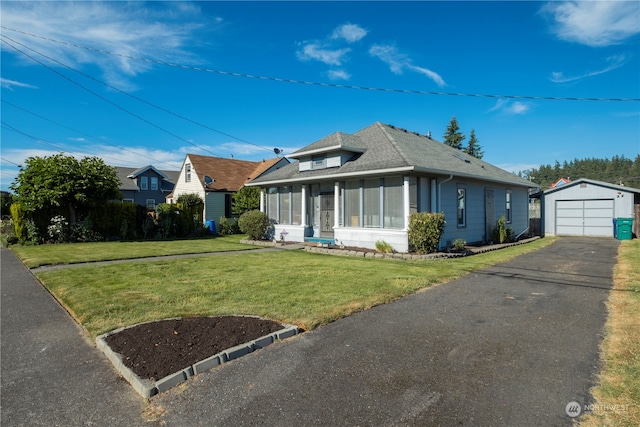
[1,237,620,426]
[1,248,147,427]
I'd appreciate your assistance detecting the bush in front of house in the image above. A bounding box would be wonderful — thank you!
[408,212,445,254]
[218,217,240,235]
[492,216,512,244]
[238,210,270,240]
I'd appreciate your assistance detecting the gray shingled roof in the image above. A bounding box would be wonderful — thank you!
[115,166,179,192]
[250,122,536,188]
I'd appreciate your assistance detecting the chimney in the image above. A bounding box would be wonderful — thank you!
[426,131,431,139]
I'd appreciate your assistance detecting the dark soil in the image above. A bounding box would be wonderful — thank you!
[104,316,284,381]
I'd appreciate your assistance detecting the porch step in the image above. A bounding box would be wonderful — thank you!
[304,237,336,245]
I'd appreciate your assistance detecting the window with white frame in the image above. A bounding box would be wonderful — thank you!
[292,186,302,225]
[266,187,278,222]
[140,176,148,190]
[279,186,291,224]
[344,180,360,227]
[457,188,466,227]
[151,176,158,191]
[146,199,156,210]
[363,178,381,228]
[383,176,403,229]
[185,163,191,182]
[505,190,512,223]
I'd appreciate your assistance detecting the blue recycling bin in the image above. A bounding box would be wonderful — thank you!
[205,220,216,235]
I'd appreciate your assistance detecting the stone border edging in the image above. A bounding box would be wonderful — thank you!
[241,237,541,260]
[96,316,300,399]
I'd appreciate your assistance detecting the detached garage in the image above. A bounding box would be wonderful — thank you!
[542,178,639,238]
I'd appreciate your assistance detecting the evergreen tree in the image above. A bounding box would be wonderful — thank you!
[463,129,484,159]
[443,116,465,150]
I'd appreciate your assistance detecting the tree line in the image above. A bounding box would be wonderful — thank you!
[519,155,640,189]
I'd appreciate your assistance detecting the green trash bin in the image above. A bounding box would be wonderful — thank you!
[616,218,633,241]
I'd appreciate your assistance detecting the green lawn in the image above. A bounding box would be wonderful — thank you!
[34,237,555,337]
[11,235,256,268]
[581,239,640,426]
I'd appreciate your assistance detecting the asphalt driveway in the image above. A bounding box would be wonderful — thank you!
[151,237,619,426]
[1,237,620,426]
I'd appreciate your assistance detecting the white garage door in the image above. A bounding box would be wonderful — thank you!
[555,199,614,236]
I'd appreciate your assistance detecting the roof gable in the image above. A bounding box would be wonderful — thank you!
[544,178,640,195]
[187,154,286,192]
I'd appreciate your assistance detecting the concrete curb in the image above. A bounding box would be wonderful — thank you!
[96,317,300,399]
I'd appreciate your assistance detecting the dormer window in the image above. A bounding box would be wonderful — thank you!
[140,176,148,190]
[312,157,326,170]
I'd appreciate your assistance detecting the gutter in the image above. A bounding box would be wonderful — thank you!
[438,174,454,212]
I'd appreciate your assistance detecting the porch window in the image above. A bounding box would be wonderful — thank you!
[505,190,512,223]
[344,180,360,227]
[310,184,321,227]
[457,188,466,227]
[151,177,158,191]
[279,186,291,224]
[292,186,302,225]
[363,178,381,228]
[383,176,403,229]
[266,187,278,222]
[140,176,148,190]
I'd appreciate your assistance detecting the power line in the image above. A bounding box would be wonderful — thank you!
[0,37,274,154]
[1,35,221,157]
[2,25,639,103]
[2,100,178,169]
[0,157,21,167]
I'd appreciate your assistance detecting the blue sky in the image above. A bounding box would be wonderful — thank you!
[1,1,639,192]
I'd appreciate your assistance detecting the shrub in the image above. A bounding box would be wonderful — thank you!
[70,217,103,242]
[47,215,69,243]
[238,210,270,240]
[10,203,28,243]
[375,240,394,253]
[1,218,17,245]
[218,216,240,236]
[453,238,466,251]
[408,212,445,254]
[492,216,512,244]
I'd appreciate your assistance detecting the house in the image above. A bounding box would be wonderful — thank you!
[247,122,538,252]
[116,165,179,210]
[551,177,571,188]
[541,178,639,237]
[169,154,289,227]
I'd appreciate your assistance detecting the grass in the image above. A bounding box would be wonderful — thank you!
[580,239,640,426]
[10,234,256,268]
[33,237,555,337]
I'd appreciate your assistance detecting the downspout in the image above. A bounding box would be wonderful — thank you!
[437,175,454,212]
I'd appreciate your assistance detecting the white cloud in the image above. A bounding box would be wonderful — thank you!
[369,44,446,87]
[542,1,640,47]
[331,23,367,43]
[550,54,628,83]
[488,99,532,115]
[327,69,351,81]
[296,43,351,66]
[0,78,38,90]
[0,2,206,90]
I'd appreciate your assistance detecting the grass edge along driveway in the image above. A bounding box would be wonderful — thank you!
[33,237,555,338]
[580,239,640,427]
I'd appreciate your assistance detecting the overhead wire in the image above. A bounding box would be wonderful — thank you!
[0,36,275,154]
[2,25,638,103]
[1,35,222,158]
[2,100,179,169]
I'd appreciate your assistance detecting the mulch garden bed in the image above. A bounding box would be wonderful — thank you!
[104,316,284,381]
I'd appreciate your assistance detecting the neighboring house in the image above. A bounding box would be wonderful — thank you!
[116,166,179,210]
[541,178,639,237]
[551,177,571,188]
[247,122,538,252]
[168,154,289,227]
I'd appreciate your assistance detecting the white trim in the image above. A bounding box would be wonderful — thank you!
[289,144,366,158]
[403,176,410,230]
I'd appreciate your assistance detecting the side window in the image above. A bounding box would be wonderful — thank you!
[185,164,191,182]
[506,190,512,223]
[146,199,156,210]
[457,188,466,227]
[140,176,148,191]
